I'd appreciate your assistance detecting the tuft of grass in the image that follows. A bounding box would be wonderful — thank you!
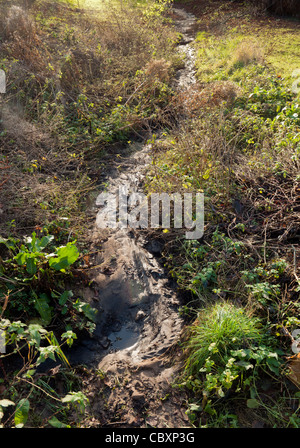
[184,302,263,376]
[229,40,264,70]
[179,302,285,427]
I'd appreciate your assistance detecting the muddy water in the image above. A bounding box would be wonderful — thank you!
[69,8,198,372]
[172,8,198,89]
[69,142,184,367]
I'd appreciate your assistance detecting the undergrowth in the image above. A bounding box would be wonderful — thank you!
[1,0,300,429]
[146,0,300,428]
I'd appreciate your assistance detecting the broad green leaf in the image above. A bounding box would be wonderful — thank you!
[14,399,29,428]
[247,398,260,409]
[73,300,97,322]
[36,235,54,251]
[48,243,79,271]
[266,357,280,376]
[236,361,254,370]
[14,252,27,266]
[25,232,37,251]
[24,233,54,252]
[34,294,52,325]
[26,256,37,275]
[59,290,73,306]
[37,345,58,365]
[28,323,47,335]
[14,251,39,275]
[48,416,70,428]
[61,330,77,347]
[27,327,41,347]
[23,369,36,379]
[189,403,202,412]
[0,236,18,250]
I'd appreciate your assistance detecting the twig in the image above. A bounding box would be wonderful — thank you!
[263,221,268,265]
[0,292,10,319]
[292,245,299,283]
[0,276,18,285]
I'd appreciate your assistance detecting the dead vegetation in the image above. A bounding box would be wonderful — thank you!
[230,40,265,67]
[0,0,178,236]
[175,80,242,117]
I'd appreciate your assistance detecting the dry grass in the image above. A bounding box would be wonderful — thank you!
[0,98,92,233]
[1,5,49,73]
[144,59,172,83]
[5,5,36,40]
[175,80,241,117]
[230,40,265,67]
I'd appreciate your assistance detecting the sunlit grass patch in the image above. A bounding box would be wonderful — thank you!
[194,20,300,86]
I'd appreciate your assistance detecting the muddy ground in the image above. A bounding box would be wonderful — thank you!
[65,7,199,428]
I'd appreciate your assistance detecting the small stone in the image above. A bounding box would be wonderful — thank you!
[135,310,146,322]
[131,390,145,403]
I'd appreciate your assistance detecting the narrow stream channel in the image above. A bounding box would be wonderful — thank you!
[68,7,198,372]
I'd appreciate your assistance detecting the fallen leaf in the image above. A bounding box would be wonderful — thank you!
[247,398,260,409]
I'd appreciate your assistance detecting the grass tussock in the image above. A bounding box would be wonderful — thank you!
[184,302,264,376]
[230,40,265,68]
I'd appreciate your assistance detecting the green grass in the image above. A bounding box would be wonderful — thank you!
[184,302,264,376]
[178,301,286,427]
[178,301,287,427]
[194,13,300,83]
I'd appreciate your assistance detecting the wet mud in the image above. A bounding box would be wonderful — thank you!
[69,7,198,428]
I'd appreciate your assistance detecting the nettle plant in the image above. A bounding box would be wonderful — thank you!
[13,231,79,275]
[0,231,96,329]
[0,231,96,427]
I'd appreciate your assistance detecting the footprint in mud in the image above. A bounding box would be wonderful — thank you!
[108,325,140,351]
